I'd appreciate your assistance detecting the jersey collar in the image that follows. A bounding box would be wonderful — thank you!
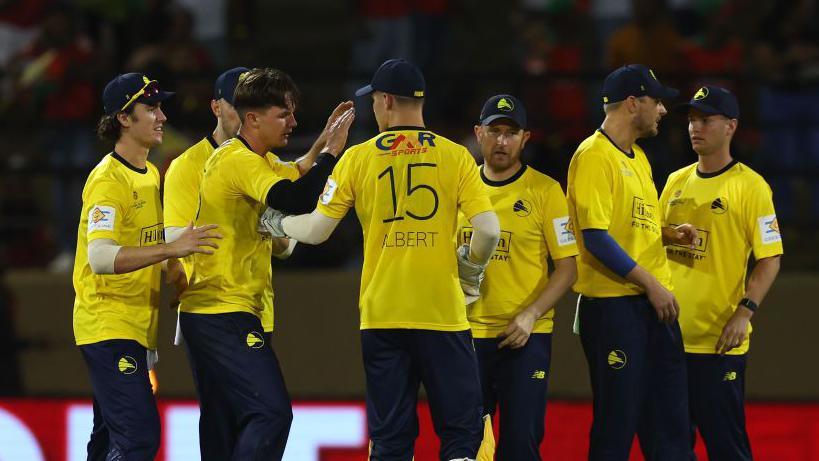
[236,134,253,150]
[597,128,635,159]
[480,164,527,187]
[384,126,426,131]
[696,159,738,178]
[206,134,219,149]
[111,151,148,174]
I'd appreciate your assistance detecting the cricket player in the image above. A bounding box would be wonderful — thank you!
[177,67,355,460]
[661,86,782,460]
[259,58,501,461]
[164,66,352,459]
[567,64,696,461]
[73,73,220,461]
[457,94,578,460]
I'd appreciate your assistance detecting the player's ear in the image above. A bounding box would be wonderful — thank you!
[521,129,532,149]
[727,118,738,137]
[473,125,483,143]
[116,111,132,128]
[210,99,220,118]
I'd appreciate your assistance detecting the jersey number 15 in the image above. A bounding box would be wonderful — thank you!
[378,163,439,223]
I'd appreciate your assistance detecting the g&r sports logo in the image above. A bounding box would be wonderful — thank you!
[375,131,437,157]
[607,350,627,370]
[246,331,265,349]
[118,356,137,375]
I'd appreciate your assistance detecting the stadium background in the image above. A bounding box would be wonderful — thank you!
[0,0,817,459]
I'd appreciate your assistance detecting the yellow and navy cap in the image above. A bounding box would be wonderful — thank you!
[355,58,426,99]
[600,64,678,104]
[479,94,527,129]
[214,66,250,105]
[675,85,739,119]
[102,73,174,115]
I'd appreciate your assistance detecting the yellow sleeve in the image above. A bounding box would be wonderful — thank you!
[316,149,355,219]
[457,149,493,219]
[85,177,129,243]
[572,150,614,230]
[163,158,199,228]
[745,181,783,259]
[542,181,579,259]
[225,152,285,204]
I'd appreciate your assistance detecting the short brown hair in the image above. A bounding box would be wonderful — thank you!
[233,68,300,120]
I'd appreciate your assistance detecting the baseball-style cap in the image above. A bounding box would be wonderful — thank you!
[355,59,426,98]
[214,66,250,105]
[102,73,174,115]
[601,64,679,104]
[479,94,527,129]
[675,85,740,119]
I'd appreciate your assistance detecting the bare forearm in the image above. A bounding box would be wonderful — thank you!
[625,264,659,292]
[295,143,324,176]
[523,257,577,318]
[114,244,175,274]
[744,255,781,305]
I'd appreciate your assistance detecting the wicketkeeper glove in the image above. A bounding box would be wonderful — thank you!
[457,243,486,305]
[258,207,288,238]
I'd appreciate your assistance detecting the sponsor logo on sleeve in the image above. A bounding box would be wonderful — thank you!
[88,205,115,233]
[758,214,781,244]
[553,216,576,246]
[320,178,337,205]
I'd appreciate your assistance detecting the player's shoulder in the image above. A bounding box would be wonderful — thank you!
[731,161,767,185]
[170,137,216,169]
[523,166,561,190]
[572,130,612,162]
[666,162,698,185]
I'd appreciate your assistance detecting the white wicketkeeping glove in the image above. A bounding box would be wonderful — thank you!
[457,244,486,305]
[258,207,287,238]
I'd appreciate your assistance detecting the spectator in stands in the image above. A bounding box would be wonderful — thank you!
[7,3,98,272]
[606,0,683,76]
[753,0,819,223]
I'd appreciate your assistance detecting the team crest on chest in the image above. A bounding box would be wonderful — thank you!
[513,199,532,217]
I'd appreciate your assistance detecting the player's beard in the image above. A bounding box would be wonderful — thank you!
[636,112,660,138]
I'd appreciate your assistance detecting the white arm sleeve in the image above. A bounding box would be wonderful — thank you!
[164,226,186,243]
[88,238,122,275]
[468,210,501,266]
[273,238,298,260]
[281,210,341,245]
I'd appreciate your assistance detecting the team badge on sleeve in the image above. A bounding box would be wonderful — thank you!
[320,178,337,205]
[88,205,115,233]
[553,216,576,246]
[758,214,781,244]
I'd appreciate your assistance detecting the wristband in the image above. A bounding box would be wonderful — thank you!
[738,297,757,312]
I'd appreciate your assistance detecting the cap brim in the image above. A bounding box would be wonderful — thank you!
[480,114,525,129]
[647,85,679,101]
[355,84,374,97]
[674,101,723,116]
[140,90,175,105]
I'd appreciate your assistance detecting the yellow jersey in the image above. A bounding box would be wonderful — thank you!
[164,136,299,332]
[458,166,578,337]
[317,127,493,331]
[179,137,287,322]
[567,129,672,297]
[73,153,164,349]
[660,161,783,355]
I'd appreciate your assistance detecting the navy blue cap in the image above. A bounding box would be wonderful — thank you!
[601,64,679,104]
[214,67,250,105]
[102,73,174,115]
[479,94,527,129]
[355,59,426,98]
[676,85,739,119]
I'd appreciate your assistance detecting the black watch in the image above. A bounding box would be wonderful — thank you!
[739,297,758,312]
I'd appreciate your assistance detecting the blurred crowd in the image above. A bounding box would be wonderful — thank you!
[1,0,818,274]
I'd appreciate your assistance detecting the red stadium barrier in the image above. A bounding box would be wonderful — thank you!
[0,399,817,460]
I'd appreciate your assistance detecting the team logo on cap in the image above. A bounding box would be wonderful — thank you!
[414,90,424,97]
[497,98,514,112]
[607,350,627,369]
[246,331,265,349]
[694,87,709,100]
[118,356,138,374]
[710,197,728,214]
